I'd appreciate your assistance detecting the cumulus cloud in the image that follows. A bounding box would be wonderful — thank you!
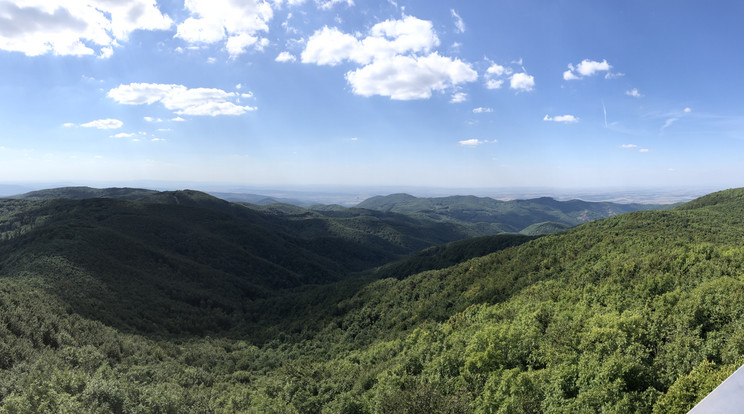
[543,114,579,123]
[81,118,123,129]
[626,88,642,98]
[484,61,533,92]
[451,9,465,33]
[275,51,297,62]
[684,107,692,113]
[108,83,257,116]
[487,64,510,76]
[564,59,614,80]
[458,138,489,146]
[473,107,493,113]
[175,0,273,58]
[0,0,172,57]
[510,72,535,92]
[111,132,136,138]
[302,15,476,100]
[346,53,477,100]
[450,92,467,103]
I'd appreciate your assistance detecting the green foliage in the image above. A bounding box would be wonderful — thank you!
[357,193,665,234]
[0,187,743,412]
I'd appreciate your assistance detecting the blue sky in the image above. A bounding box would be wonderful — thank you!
[1,0,743,190]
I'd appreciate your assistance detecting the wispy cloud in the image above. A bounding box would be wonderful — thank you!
[620,144,638,149]
[81,118,123,129]
[458,138,492,146]
[626,88,642,98]
[110,132,135,138]
[544,114,579,123]
[451,9,465,33]
[661,117,678,131]
[602,101,608,128]
[473,107,493,113]
[450,92,467,103]
[108,83,257,116]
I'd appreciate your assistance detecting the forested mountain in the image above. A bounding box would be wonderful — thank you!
[357,193,667,233]
[0,187,741,412]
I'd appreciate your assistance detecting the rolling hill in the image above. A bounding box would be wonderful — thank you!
[0,187,740,412]
[356,193,667,233]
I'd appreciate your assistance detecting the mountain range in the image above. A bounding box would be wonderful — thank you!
[0,186,737,412]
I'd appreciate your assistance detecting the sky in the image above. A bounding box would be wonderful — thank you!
[1,0,743,191]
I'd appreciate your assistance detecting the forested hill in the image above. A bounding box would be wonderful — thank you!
[356,193,668,233]
[0,187,741,412]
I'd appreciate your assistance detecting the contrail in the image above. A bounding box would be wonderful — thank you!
[602,101,608,128]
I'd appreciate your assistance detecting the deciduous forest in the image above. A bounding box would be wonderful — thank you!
[1,187,742,412]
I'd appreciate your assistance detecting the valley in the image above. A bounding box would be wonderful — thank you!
[0,187,740,412]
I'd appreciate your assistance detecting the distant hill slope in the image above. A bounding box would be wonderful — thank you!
[1,186,741,413]
[0,188,479,336]
[357,193,666,233]
[11,186,159,200]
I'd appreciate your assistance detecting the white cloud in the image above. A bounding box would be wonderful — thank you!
[316,0,354,10]
[171,117,186,122]
[346,53,477,100]
[175,0,273,58]
[144,116,163,122]
[0,0,172,57]
[684,107,692,113]
[302,16,439,66]
[639,148,649,153]
[450,92,467,103]
[485,62,532,92]
[459,138,488,146]
[661,118,678,131]
[111,132,136,138]
[303,16,475,100]
[276,51,297,62]
[451,9,465,33]
[510,72,535,92]
[62,123,76,128]
[543,114,578,123]
[626,88,642,98]
[473,107,493,113]
[486,79,504,89]
[486,64,511,76]
[576,59,611,76]
[562,70,579,81]
[301,26,363,66]
[564,59,613,80]
[620,144,638,149]
[108,83,257,116]
[81,118,123,129]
